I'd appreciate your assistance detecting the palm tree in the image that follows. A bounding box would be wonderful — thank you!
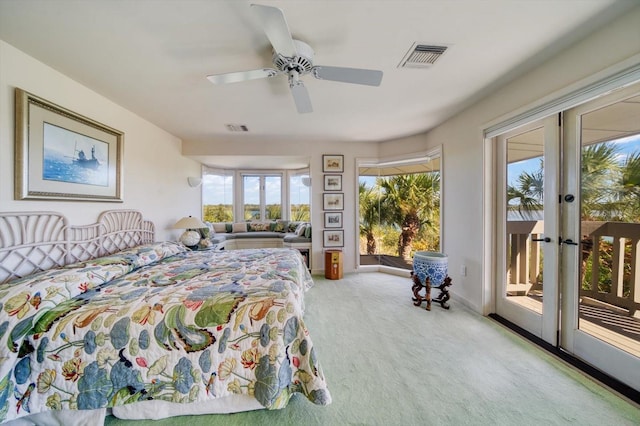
[379,173,440,260]
[359,182,381,255]
[507,159,544,219]
[509,142,636,291]
[616,151,640,220]
[507,144,623,220]
[581,142,620,220]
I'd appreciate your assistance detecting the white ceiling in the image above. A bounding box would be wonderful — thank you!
[0,0,635,169]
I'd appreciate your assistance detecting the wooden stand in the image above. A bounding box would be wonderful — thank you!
[432,277,452,309]
[411,273,452,310]
[411,272,431,310]
[325,250,343,280]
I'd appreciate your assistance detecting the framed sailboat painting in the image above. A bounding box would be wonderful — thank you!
[14,88,124,201]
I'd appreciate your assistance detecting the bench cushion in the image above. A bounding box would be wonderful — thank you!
[205,221,311,247]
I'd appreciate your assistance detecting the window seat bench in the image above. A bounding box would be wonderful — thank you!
[205,221,312,267]
[210,232,310,249]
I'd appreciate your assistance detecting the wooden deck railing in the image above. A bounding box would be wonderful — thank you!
[506,220,544,295]
[506,220,640,316]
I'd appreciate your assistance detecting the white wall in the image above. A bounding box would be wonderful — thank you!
[0,41,202,240]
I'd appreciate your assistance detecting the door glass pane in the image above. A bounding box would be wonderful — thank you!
[505,127,544,313]
[264,176,282,220]
[243,176,260,220]
[578,94,640,356]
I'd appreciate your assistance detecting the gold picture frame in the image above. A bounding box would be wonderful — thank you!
[14,88,124,202]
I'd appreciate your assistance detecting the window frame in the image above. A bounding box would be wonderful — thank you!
[288,168,311,222]
[356,148,443,272]
[201,167,234,223]
[239,171,284,221]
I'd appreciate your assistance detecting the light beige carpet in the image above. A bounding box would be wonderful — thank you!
[105,272,640,425]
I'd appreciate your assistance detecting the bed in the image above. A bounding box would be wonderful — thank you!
[0,210,330,425]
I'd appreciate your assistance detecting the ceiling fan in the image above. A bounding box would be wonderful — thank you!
[206,3,383,113]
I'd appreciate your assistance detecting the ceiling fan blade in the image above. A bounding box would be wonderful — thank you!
[312,66,383,86]
[206,68,278,85]
[251,4,297,58]
[290,81,313,114]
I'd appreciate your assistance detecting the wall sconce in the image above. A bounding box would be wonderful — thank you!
[301,177,311,187]
[187,177,202,187]
[173,215,207,249]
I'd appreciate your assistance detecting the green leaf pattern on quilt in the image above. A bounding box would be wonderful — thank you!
[0,246,329,423]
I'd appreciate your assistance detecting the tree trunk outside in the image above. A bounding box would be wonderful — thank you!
[398,214,420,260]
[366,231,377,255]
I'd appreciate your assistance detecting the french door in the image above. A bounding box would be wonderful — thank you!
[495,81,640,391]
[496,116,560,346]
[561,83,640,390]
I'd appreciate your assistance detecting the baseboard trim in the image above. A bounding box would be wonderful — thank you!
[488,313,640,405]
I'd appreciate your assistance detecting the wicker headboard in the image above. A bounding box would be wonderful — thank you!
[0,210,155,284]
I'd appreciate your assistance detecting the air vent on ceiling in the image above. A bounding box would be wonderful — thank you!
[398,43,449,68]
[226,124,249,132]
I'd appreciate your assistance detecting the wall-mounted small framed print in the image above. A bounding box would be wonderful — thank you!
[323,230,344,247]
[323,193,344,210]
[322,155,344,173]
[324,174,342,191]
[324,212,343,228]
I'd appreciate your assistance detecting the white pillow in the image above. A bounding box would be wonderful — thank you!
[204,222,214,234]
[232,222,247,233]
[295,223,307,236]
[212,223,227,233]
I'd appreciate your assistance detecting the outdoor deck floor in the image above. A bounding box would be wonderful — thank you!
[509,295,640,357]
[579,304,640,356]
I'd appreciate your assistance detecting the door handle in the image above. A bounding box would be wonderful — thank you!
[559,237,579,246]
[532,237,551,242]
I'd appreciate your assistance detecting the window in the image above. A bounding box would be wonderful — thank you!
[264,176,282,220]
[289,171,310,221]
[242,174,282,220]
[202,169,233,222]
[201,167,308,223]
[357,153,441,271]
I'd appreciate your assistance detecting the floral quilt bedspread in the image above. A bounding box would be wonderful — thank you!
[0,243,330,423]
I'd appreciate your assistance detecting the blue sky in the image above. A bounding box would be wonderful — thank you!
[203,174,233,205]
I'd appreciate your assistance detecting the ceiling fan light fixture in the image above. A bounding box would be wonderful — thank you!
[399,43,449,68]
[273,40,315,74]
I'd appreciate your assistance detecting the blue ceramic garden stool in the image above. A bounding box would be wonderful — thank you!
[411,251,452,310]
